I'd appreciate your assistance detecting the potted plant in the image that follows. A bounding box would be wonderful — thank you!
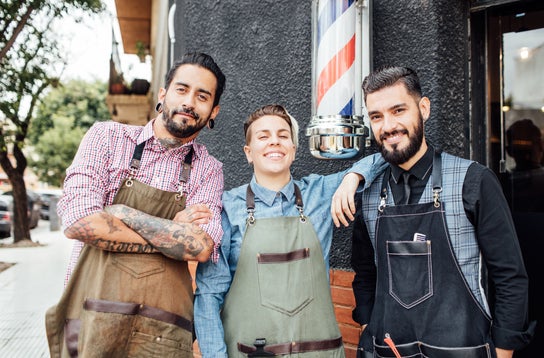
[109,73,127,95]
[135,41,147,63]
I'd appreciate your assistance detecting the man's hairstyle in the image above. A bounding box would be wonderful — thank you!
[164,52,226,107]
[362,66,422,102]
[244,104,299,148]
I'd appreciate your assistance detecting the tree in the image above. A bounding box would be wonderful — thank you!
[28,79,109,187]
[0,1,104,243]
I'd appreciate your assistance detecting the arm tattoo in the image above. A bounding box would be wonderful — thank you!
[88,238,156,253]
[66,212,155,253]
[113,206,209,260]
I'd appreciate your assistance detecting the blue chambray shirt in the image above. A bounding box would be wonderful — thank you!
[194,153,386,357]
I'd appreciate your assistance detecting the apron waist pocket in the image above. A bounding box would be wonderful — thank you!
[84,298,192,333]
[373,340,491,358]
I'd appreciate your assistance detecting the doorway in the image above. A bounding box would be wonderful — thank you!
[472,2,544,356]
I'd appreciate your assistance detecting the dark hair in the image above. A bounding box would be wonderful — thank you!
[362,66,422,103]
[164,52,226,107]
[244,104,299,147]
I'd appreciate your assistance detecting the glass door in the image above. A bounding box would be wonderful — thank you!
[485,5,544,357]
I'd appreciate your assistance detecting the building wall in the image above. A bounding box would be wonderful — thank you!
[173,0,471,354]
[173,0,470,270]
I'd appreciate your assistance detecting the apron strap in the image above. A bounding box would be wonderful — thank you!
[432,150,442,208]
[125,141,195,200]
[177,146,194,199]
[246,183,305,224]
[379,149,443,211]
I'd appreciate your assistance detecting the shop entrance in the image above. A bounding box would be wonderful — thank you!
[472,2,543,356]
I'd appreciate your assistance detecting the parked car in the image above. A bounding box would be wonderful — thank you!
[0,197,12,238]
[35,189,62,220]
[1,190,42,229]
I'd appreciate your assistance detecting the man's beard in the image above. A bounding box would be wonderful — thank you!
[377,112,424,166]
[162,102,209,138]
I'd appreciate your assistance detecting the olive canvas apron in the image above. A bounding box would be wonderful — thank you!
[358,153,493,358]
[222,184,345,357]
[46,143,195,358]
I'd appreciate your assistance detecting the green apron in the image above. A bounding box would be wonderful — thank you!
[46,144,195,357]
[222,184,345,357]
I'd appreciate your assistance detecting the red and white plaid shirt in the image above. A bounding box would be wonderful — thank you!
[58,119,223,284]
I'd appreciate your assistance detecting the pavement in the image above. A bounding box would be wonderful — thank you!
[0,220,73,358]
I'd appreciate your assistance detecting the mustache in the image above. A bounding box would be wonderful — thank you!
[170,107,200,120]
[380,129,408,141]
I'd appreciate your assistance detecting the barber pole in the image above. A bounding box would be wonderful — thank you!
[307,0,371,160]
[315,0,356,116]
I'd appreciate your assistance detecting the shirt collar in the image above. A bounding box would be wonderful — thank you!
[249,175,294,206]
[390,145,434,183]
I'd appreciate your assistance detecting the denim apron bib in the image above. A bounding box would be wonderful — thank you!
[222,184,345,357]
[46,143,195,358]
[359,152,493,358]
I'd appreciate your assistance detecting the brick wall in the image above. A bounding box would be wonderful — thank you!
[189,263,359,357]
[330,269,360,358]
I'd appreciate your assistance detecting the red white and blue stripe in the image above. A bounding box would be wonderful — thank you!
[316,0,356,116]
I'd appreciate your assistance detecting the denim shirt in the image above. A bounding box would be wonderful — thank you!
[194,153,386,357]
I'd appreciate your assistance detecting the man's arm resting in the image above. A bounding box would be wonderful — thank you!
[64,211,156,253]
[106,204,213,262]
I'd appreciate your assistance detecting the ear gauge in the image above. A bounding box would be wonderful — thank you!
[155,102,163,113]
[208,118,215,129]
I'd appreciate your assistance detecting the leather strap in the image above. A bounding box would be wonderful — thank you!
[238,336,343,355]
[257,248,310,263]
[83,298,192,333]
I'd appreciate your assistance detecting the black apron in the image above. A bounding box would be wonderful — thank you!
[359,153,493,358]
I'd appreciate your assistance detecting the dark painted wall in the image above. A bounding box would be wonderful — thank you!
[172,0,469,270]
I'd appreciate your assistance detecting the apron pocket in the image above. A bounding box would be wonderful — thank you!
[126,317,193,358]
[373,339,491,358]
[387,240,433,308]
[80,299,193,357]
[257,248,314,316]
[112,253,165,279]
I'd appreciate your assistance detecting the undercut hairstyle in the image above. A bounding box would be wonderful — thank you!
[244,104,300,148]
[164,52,226,107]
[362,66,422,103]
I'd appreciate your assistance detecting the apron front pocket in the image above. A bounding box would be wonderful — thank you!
[387,240,433,308]
[112,253,165,279]
[80,298,193,357]
[257,248,314,316]
[373,338,491,358]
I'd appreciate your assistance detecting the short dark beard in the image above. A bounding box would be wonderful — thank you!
[162,102,209,139]
[378,112,424,165]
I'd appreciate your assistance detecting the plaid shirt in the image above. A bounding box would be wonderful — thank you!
[58,119,223,284]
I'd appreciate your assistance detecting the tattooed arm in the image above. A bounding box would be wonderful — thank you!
[105,204,214,262]
[64,211,157,254]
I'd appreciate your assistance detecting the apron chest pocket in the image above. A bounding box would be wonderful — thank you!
[257,248,314,316]
[387,240,433,308]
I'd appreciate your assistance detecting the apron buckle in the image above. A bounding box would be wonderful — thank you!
[248,338,276,357]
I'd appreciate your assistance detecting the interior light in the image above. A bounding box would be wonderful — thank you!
[519,47,530,60]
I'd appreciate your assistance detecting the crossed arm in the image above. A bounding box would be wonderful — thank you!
[64,203,214,262]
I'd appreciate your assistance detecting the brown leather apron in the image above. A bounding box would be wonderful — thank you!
[46,144,195,358]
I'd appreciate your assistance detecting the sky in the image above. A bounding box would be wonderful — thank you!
[60,0,150,83]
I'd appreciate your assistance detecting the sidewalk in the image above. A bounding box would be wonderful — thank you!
[0,220,72,358]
